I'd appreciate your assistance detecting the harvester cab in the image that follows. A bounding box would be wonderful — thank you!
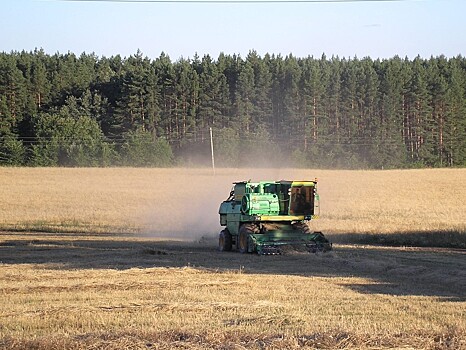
[218,180,331,255]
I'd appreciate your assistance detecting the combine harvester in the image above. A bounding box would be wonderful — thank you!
[218,180,332,255]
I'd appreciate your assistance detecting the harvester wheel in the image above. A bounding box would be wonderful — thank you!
[293,222,312,234]
[219,229,232,251]
[238,223,257,253]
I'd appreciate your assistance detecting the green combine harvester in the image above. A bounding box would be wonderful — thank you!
[218,180,332,255]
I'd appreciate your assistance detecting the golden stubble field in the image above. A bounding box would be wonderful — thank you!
[1,167,465,239]
[0,167,465,349]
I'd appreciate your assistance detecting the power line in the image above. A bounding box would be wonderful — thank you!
[58,0,409,3]
[2,135,462,142]
[3,136,457,147]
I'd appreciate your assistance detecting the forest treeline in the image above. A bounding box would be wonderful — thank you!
[0,49,465,168]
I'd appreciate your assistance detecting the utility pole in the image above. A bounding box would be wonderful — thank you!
[210,127,215,175]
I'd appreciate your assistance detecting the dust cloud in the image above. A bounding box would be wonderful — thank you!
[141,169,231,241]
[141,168,321,242]
[144,191,223,241]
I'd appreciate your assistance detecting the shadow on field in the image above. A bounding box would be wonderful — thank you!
[331,230,466,249]
[1,232,465,301]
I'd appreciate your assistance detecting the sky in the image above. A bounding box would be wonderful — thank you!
[1,0,465,61]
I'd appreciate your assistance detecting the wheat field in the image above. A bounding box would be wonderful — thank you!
[0,167,465,349]
[0,167,465,244]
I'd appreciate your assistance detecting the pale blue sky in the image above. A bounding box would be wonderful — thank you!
[1,0,465,60]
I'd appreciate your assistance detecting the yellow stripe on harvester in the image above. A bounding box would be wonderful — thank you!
[291,181,315,186]
[259,215,306,221]
[258,215,319,221]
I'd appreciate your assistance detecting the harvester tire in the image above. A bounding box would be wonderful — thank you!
[219,229,232,251]
[238,224,255,253]
[293,222,312,234]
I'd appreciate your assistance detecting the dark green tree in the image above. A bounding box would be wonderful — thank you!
[120,127,173,167]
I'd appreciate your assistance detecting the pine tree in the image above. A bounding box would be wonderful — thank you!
[197,55,229,140]
[444,57,466,166]
[247,50,272,132]
[114,51,160,135]
[301,56,328,155]
[377,57,407,168]
[406,57,434,165]
[234,60,255,133]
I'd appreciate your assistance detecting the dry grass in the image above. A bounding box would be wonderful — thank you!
[0,167,465,348]
[0,233,465,349]
[0,167,465,246]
